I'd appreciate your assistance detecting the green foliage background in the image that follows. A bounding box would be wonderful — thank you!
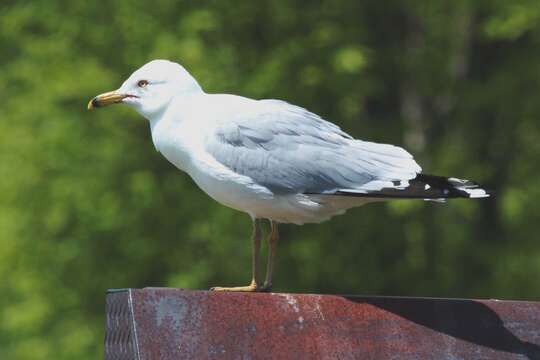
[1,0,540,358]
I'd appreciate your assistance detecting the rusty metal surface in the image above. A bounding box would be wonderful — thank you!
[105,288,540,360]
[105,289,138,360]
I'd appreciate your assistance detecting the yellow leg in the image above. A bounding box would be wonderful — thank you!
[211,218,262,292]
[260,220,279,292]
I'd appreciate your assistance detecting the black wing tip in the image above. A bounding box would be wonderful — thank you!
[305,174,494,200]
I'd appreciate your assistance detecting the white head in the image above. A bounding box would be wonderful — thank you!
[88,60,202,119]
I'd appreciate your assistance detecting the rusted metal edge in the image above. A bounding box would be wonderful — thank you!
[106,288,132,294]
[106,287,534,303]
[127,289,141,360]
[104,289,140,360]
[129,287,535,303]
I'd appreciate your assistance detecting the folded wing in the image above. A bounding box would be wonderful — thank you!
[205,98,423,196]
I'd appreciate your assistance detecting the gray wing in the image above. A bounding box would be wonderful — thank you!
[206,99,421,195]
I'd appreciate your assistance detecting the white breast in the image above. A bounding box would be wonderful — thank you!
[149,109,274,216]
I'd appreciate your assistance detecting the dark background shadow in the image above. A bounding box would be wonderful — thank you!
[345,296,540,360]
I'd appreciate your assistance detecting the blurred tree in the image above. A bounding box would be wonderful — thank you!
[1,0,540,358]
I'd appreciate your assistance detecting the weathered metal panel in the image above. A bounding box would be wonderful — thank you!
[105,289,138,360]
[105,288,540,359]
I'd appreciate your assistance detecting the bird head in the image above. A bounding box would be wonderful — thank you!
[88,59,202,119]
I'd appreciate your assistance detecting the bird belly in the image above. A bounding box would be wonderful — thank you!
[156,143,373,224]
[152,131,268,216]
[187,157,276,217]
[186,156,374,224]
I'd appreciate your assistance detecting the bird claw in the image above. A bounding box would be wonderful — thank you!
[210,281,260,292]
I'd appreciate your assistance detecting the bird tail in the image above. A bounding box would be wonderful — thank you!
[331,174,492,201]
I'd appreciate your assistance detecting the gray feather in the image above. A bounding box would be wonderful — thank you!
[206,99,421,194]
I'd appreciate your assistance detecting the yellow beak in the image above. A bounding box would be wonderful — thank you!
[87,90,128,110]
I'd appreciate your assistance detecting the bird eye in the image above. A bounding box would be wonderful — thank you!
[137,80,149,88]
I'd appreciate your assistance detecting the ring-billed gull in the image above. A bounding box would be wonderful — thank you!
[88,59,490,292]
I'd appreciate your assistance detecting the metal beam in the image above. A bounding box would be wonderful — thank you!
[105,288,540,359]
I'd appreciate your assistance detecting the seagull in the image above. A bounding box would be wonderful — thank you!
[88,59,490,292]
